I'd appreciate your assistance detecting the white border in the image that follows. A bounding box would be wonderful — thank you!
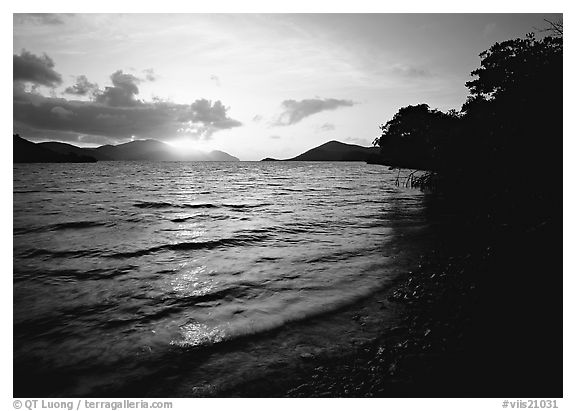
[3,2,573,410]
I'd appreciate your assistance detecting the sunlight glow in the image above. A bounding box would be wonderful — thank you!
[166,138,215,153]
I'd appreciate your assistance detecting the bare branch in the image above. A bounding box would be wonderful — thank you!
[538,19,563,37]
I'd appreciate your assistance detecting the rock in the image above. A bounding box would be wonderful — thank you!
[388,326,408,335]
[287,383,310,395]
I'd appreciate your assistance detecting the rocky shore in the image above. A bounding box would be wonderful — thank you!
[220,208,562,398]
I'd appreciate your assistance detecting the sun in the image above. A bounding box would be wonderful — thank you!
[165,138,214,153]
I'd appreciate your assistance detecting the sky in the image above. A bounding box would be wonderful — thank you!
[13,13,561,160]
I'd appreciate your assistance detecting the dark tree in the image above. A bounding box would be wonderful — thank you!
[376,29,561,205]
[461,32,562,192]
[376,104,461,171]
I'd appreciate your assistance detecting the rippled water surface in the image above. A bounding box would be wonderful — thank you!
[14,161,431,396]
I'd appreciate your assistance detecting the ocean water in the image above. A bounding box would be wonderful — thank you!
[13,161,431,396]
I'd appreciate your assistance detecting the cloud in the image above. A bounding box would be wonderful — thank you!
[390,64,431,78]
[14,61,243,144]
[64,75,99,96]
[176,99,243,138]
[14,13,72,26]
[143,68,157,82]
[210,75,221,87]
[269,135,281,139]
[252,115,263,122]
[94,70,142,107]
[50,106,75,119]
[318,123,335,131]
[14,92,242,144]
[92,69,159,106]
[275,98,354,126]
[13,50,62,88]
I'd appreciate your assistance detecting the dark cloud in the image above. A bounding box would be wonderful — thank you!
[275,98,354,126]
[94,70,142,107]
[13,50,62,88]
[186,99,237,125]
[14,62,242,144]
[64,75,99,96]
[14,13,72,25]
[14,91,242,144]
[176,99,243,138]
[50,106,75,119]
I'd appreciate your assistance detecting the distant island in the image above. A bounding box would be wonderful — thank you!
[13,134,239,163]
[261,140,381,162]
[14,134,97,163]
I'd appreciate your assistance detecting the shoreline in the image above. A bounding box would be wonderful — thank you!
[214,211,562,398]
[215,246,476,397]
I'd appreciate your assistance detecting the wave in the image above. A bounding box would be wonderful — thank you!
[135,201,271,210]
[182,203,219,209]
[19,248,102,259]
[134,201,182,209]
[170,216,196,223]
[18,229,272,260]
[116,282,259,325]
[223,203,272,209]
[105,233,271,259]
[13,189,44,194]
[170,214,231,223]
[14,265,138,284]
[14,220,112,235]
[303,249,368,264]
[51,221,111,230]
[169,280,392,349]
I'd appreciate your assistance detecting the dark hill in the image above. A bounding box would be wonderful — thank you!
[14,135,97,163]
[92,140,172,161]
[263,140,380,162]
[92,139,239,161]
[15,137,239,162]
[39,141,112,161]
[209,150,241,162]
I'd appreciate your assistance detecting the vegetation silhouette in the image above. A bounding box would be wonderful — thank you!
[374,26,562,222]
[365,23,563,397]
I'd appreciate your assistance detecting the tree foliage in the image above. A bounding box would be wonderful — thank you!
[374,25,562,223]
[377,104,461,171]
[375,28,562,195]
[464,33,561,102]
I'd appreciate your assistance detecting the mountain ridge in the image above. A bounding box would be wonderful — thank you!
[14,136,239,163]
[14,135,97,163]
[262,140,381,162]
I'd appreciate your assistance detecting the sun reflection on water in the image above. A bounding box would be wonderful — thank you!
[170,264,213,297]
[170,322,226,347]
[167,264,228,347]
